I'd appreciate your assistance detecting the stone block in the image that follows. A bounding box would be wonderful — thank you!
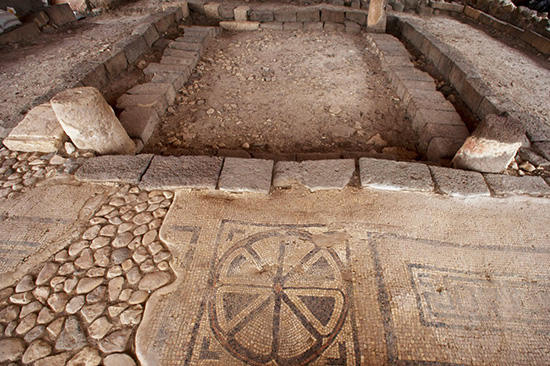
[103,51,128,80]
[234,6,249,21]
[260,22,284,30]
[461,77,493,114]
[75,155,153,184]
[45,4,76,26]
[304,22,324,31]
[187,0,207,14]
[476,95,504,120]
[345,21,362,33]
[533,142,550,161]
[51,87,135,155]
[431,2,464,12]
[453,114,525,173]
[161,56,196,71]
[406,92,456,120]
[168,41,204,55]
[152,12,176,34]
[143,62,191,78]
[395,79,436,101]
[518,147,550,168]
[139,155,223,190]
[429,166,490,197]
[119,107,159,144]
[321,9,345,23]
[27,11,49,28]
[3,104,67,153]
[219,5,235,20]
[484,174,550,197]
[0,22,40,45]
[448,60,482,94]
[163,48,200,65]
[464,6,482,20]
[427,137,465,161]
[81,64,108,90]
[132,23,160,48]
[412,109,464,132]
[273,159,355,192]
[116,94,168,115]
[164,5,184,21]
[359,158,433,192]
[367,0,388,32]
[346,10,367,25]
[126,82,176,105]
[219,21,259,31]
[176,33,208,44]
[250,9,274,22]
[283,22,303,30]
[419,123,469,152]
[296,8,320,22]
[274,9,297,22]
[151,72,187,92]
[116,36,148,65]
[218,158,274,194]
[204,3,220,19]
[324,22,346,31]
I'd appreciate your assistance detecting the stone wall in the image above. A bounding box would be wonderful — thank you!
[0,0,43,16]
[464,0,550,39]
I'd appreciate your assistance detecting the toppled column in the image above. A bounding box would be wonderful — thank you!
[452,114,525,173]
[51,87,135,155]
[367,0,389,32]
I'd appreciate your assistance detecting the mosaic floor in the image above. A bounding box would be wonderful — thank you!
[137,188,550,366]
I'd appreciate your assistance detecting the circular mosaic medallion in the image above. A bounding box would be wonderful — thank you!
[210,229,348,366]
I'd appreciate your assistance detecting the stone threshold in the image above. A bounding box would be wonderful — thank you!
[75,154,550,198]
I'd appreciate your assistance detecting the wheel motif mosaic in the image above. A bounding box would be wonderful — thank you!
[210,230,349,366]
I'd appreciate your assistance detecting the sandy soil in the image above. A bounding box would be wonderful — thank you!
[406,14,550,126]
[145,29,418,157]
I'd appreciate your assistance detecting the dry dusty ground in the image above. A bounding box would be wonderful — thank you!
[407,14,550,127]
[145,29,418,157]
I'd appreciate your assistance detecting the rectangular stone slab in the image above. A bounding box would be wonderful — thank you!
[484,174,550,197]
[75,154,154,184]
[429,166,490,198]
[359,158,434,192]
[3,103,67,153]
[139,155,224,190]
[273,159,356,192]
[218,158,274,194]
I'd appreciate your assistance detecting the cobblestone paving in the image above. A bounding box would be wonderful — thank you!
[0,148,82,201]
[138,188,550,366]
[0,184,175,365]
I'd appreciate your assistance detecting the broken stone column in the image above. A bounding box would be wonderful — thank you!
[452,114,525,173]
[367,0,389,32]
[51,87,135,155]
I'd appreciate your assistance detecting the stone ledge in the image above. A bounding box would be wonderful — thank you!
[430,165,491,198]
[139,155,223,190]
[359,158,434,192]
[75,154,154,184]
[484,174,550,197]
[218,158,274,194]
[273,159,355,192]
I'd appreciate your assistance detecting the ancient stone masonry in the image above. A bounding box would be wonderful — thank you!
[366,33,469,161]
[0,184,175,365]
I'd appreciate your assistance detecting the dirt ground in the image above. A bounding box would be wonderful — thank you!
[144,29,418,157]
[406,14,550,127]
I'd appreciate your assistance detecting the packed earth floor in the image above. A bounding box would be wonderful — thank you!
[144,30,418,157]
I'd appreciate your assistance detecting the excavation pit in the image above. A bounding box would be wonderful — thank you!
[141,29,421,161]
